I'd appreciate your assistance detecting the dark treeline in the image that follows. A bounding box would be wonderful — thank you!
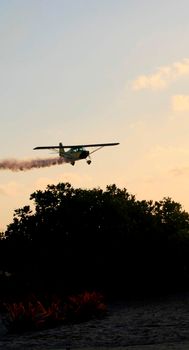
[1,182,189,299]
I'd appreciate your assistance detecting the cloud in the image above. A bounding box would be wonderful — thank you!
[131,58,189,91]
[172,95,189,112]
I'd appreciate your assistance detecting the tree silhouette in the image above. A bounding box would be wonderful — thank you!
[1,182,189,298]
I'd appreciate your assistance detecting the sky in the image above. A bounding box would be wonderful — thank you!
[1,0,189,231]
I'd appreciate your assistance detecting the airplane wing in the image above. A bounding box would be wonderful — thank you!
[34,142,119,150]
[34,146,62,150]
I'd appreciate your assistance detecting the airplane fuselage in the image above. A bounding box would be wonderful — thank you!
[63,149,89,162]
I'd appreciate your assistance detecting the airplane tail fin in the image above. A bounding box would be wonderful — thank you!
[59,142,65,157]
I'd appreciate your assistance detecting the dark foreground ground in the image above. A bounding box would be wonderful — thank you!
[1,292,189,349]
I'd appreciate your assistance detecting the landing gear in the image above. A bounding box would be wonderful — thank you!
[71,161,75,166]
[87,159,91,165]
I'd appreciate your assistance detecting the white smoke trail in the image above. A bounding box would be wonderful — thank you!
[0,157,67,172]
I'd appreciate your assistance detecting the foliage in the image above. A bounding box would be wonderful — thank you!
[1,182,189,297]
[63,291,107,322]
[3,291,106,333]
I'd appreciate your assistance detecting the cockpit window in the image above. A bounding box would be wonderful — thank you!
[72,147,84,152]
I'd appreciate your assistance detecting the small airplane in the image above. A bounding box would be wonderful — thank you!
[33,142,119,166]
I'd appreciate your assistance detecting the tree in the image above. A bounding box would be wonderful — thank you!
[2,183,189,296]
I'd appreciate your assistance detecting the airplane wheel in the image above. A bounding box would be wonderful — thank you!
[87,160,91,165]
[71,162,75,166]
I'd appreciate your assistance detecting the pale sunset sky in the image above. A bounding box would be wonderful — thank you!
[1,0,189,230]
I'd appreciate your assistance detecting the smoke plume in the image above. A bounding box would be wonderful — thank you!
[0,157,66,172]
